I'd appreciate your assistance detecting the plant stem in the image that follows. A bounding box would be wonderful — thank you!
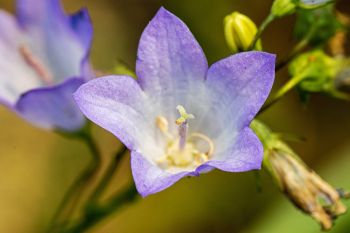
[64,182,138,233]
[258,21,322,114]
[275,22,318,71]
[249,13,275,50]
[258,73,305,115]
[87,145,128,203]
[48,124,102,233]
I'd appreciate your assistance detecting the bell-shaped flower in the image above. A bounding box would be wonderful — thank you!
[74,8,275,197]
[0,0,93,131]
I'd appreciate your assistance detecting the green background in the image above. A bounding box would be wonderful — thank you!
[0,0,349,232]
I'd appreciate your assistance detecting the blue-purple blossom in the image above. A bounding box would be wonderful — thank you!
[74,7,275,197]
[0,0,93,131]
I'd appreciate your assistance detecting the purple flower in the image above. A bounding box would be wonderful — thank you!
[0,0,93,131]
[74,7,275,197]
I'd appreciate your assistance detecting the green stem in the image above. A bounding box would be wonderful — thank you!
[276,22,318,71]
[258,21,322,114]
[64,182,138,233]
[47,124,102,233]
[87,145,128,203]
[249,13,275,50]
[258,73,305,115]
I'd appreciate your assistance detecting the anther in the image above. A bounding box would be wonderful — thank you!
[156,116,169,133]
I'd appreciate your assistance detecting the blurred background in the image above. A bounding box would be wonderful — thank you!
[0,0,350,232]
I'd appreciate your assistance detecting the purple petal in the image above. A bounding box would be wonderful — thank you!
[16,0,62,26]
[203,127,263,172]
[15,78,86,132]
[136,7,208,120]
[201,52,274,171]
[131,150,197,197]
[16,0,93,82]
[131,127,262,197]
[73,76,160,154]
[0,10,43,106]
[0,10,21,44]
[206,51,275,131]
[68,8,93,53]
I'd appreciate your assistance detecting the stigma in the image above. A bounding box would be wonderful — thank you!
[155,105,214,171]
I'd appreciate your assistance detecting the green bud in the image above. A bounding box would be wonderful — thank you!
[289,51,333,91]
[289,50,350,100]
[224,12,261,53]
[271,0,296,17]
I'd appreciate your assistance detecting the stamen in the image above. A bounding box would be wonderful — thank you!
[156,116,168,133]
[19,45,53,84]
[189,133,215,157]
[155,106,215,171]
[155,116,172,140]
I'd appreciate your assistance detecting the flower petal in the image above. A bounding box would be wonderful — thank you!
[131,150,196,197]
[16,0,93,82]
[15,78,86,132]
[203,127,263,172]
[136,7,208,123]
[0,10,42,106]
[131,128,262,197]
[68,8,93,54]
[205,51,275,152]
[73,76,161,156]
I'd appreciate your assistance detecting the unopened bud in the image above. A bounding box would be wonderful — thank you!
[288,50,350,100]
[271,0,332,18]
[271,0,296,17]
[224,12,261,53]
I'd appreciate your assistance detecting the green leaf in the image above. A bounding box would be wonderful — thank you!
[294,5,341,46]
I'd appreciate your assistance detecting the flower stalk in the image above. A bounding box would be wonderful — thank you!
[276,20,319,71]
[48,123,102,233]
[249,14,275,50]
[63,182,138,233]
[86,145,128,204]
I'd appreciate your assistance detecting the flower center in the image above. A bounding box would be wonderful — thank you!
[19,45,54,85]
[155,105,214,171]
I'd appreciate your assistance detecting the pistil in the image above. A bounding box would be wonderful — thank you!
[178,121,188,150]
[155,105,214,171]
[175,105,194,151]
